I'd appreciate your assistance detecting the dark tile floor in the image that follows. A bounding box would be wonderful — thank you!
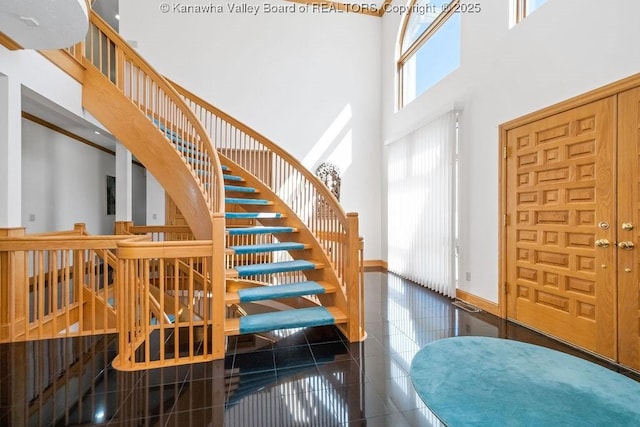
[1,272,638,426]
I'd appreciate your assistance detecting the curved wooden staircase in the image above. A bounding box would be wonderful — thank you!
[219,156,349,337]
[0,10,364,371]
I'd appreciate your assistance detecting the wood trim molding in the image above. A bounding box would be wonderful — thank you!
[456,289,500,317]
[501,73,640,130]
[498,125,508,319]
[0,32,22,51]
[21,112,144,168]
[363,259,388,272]
[377,0,393,17]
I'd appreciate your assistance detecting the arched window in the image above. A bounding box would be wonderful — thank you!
[398,0,462,108]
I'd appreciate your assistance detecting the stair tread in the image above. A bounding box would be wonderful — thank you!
[225,280,336,304]
[236,281,328,302]
[229,242,306,254]
[227,306,345,335]
[224,174,244,182]
[232,260,322,278]
[225,185,257,193]
[225,212,283,220]
[226,197,272,205]
[227,226,296,236]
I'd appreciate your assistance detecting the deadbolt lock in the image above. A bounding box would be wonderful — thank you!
[598,221,610,230]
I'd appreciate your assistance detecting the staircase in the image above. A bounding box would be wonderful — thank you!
[219,158,348,336]
[55,10,364,370]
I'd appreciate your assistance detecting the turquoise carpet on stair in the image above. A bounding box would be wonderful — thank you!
[223,174,243,181]
[226,197,269,205]
[410,337,640,426]
[224,185,256,193]
[225,212,282,220]
[227,226,294,236]
[238,281,325,302]
[239,306,334,334]
[234,260,315,277]
[231,242,304,254]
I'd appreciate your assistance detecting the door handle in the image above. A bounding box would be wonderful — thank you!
[595,239,610,248]
[618,241,635,250]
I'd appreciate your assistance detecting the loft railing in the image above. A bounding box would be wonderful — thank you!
[0,225,148,343]
[128,224,195,242]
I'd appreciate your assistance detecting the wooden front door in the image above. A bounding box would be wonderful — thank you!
[506,89,640,371]
[617,87,640,369]
[505,97,617,360]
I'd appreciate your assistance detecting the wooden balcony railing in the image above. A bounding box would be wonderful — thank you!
[112,240,225,370]
[0,225,148,343]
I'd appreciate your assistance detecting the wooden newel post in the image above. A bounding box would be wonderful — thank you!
[74,223,87,235]
[114,221,133,235]
[0,227,26,341]
[346,213,365,341]
[211,213,226,359]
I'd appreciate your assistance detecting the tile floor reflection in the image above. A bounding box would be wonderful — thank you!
[1,272,638,426]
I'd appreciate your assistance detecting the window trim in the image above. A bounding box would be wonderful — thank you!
[397,0,460,108]
[513,0,546,24]
[514,0,526,23]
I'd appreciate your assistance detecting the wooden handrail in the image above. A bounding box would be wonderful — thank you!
[170,79,363,340]
[0,232,148,343]
[170,79,347,229]
[84,11,226,216]
[171,79,361,307]
[0,234,149,251]
[113,238,219,370]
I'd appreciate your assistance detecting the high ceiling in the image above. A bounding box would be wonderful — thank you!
[0,0,88,49]
[1,0,388,155]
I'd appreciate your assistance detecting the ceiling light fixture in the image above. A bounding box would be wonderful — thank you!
[19,16,40,27]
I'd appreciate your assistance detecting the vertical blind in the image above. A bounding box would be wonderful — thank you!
[387,110,457,297]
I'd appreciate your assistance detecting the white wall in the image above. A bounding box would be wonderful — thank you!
[22,120,147,234]
[382,0,640,302]
[0,48,86,126]
[0,45,147,234]
[22,119,116,234]
[120,0,383,259]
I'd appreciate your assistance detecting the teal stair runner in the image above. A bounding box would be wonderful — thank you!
[238,281,326,302]
[234,260,316,277]
[217,161,344,337]
[239,306,335,334]
[223,174,243,181]
[225,185,256,193]
[226,197,270,205]
[228,226,294,236]
[230,242,305,254]
[225,212,282,219]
